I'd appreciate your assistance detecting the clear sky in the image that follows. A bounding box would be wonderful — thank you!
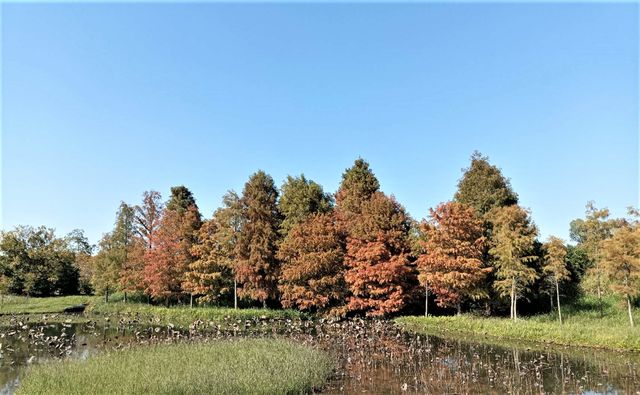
[1,3,638,245]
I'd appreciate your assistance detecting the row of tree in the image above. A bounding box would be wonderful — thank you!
[1,152,638,325]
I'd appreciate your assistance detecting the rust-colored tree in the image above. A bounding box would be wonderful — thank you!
[235,171,281,307]
[344,192,415,317]
[277,212,347,316]
[417,201,489,315]
[335,158,380,225]
[144,188,201,304]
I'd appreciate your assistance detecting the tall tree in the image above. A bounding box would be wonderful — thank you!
[569,202,624,317]
[278,174,333,237]
[599,224,640,327]
[487,205,539,320]
[335,159,380,221]
[344,192,415,317]
[542,236,570,324]
[185,191,244,306]
[417,202,490,315]
[235,171,281,307]
[277,212,347,316]
[135,191,164,249]
[144,187,201,304]
[65,229,94,294]
[454,151,518,216]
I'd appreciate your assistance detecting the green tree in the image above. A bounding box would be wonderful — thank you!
[487,205,539,320]
[542,236,570,324]
[0,226,79,297]
[235,171,281,307]
[454,151,518,216]
[335,158,380,221]
[569,202,624,317]
[278,174,333,237]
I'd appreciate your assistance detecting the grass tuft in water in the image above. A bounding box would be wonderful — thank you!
[17,338,333,395]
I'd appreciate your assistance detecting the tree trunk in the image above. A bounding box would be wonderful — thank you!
[627,294,635,328]
[555,277,562,325]
[190,294,193,308]
[105,289,109,303]
[124,292,128,303]
[597,275,603,318]
[510,281,516,320]
[457,303,461,316]
[262,299,267,309]
[234,278,238,310]
[425,283,429,317]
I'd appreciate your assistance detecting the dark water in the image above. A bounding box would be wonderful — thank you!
[0,315,638,394]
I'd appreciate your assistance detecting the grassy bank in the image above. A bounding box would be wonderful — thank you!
[88,298,302,328]
[396,296,640,351]
[0,295,94,315]
[17,338,333,394]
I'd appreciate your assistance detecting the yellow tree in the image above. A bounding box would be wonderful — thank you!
[487,205,539,320]
[599,225,640,327]
[542,236,570,324]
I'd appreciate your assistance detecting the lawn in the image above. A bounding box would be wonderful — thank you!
[17,338,333,395]
[396,296,640,351]
[0,295,95,315]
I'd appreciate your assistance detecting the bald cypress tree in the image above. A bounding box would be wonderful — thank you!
[454,152,518,216]
[335,158,380,221]
[235,171,281,307]
[279,174,333,238]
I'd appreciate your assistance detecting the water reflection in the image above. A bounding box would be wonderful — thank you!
[0,316,638,394]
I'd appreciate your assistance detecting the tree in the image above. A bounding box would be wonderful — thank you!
[417,202,490,315]
[277,212,347,316]
[599,224,640,327]
[569,202,624,316]
[65,229,94,294]
[144,205,201,304]
[344,192,415,317]
[335,159,380,221]
[144,186,201,304]
[278,174,333,237]
[454,151,518,216]
[235,171,281,307]
[135,191,164,249]
[184,219,233,305]
[184,191,243,306]
[487,205,539,320]
[0,226,79,297]
[542,236,570,324]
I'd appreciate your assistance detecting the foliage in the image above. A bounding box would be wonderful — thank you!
[344,192,415,317]
[454,151,518,216]
[235,171,282,306]
[0,226,80,297]
[144,204,201,301]
[542,236,570,323]
[134,190,163,249]
[278,174,333,237]
[417,202,490,312]
[277,212,347,316]
[599,224,640,326]
[487,205,539,319]
[17,339,333,395]
[335,158,380,221]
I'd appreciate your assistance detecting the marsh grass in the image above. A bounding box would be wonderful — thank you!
[16,339,333,395]
[0,295,94,315]
[396,296,640,351]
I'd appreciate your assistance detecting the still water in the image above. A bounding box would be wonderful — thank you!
[0,315,638,394]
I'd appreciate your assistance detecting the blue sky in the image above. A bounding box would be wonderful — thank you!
[2,3,638,245]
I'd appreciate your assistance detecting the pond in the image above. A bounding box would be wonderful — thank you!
[1,315,639,394]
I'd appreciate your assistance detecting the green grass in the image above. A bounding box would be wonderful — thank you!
[0,295,95,315]
[88,298,302,328]
[17,339,333,395]
[396,296,640,351]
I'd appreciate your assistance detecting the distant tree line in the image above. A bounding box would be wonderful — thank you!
[1,152,638,325]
